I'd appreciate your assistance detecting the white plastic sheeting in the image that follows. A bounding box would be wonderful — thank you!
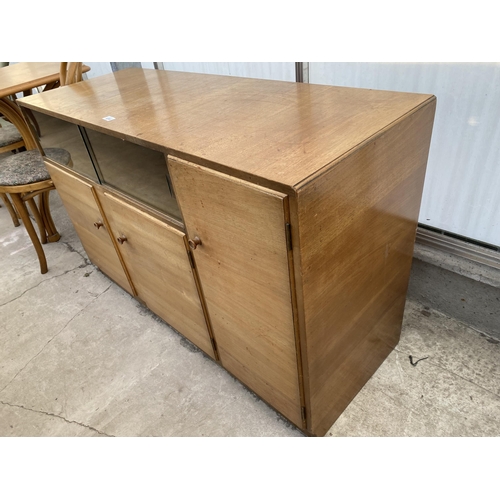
[83,62,112,79]
[309,62,500,247]
[83,62,295,82]
[160,62,295,82]
[82,62,156,79]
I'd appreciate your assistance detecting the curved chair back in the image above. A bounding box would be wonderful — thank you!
[59,63,83,86]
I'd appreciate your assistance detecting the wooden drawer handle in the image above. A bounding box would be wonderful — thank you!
[117,235,128,244]
[94,221,104,229]
[188,236,202,250]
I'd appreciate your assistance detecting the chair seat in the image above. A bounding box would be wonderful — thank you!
[0,148,70,186]
[0,118,23,148]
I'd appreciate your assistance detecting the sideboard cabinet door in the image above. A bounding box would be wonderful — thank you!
[169,157,303,427]
[97,189,215,358]
[45,161,134,295]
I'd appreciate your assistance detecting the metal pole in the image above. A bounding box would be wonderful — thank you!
[295,62,309,83]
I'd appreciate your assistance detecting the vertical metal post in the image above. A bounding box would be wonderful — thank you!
[295,62,309,83]
[153,62,165,70]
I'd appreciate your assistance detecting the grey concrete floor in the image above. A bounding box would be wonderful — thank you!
[408,246,500,340]
[1,115,499,437]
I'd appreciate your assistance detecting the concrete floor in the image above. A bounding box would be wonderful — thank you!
[1,116,499,437]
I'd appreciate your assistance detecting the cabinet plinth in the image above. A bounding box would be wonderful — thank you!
[19,69,436,436]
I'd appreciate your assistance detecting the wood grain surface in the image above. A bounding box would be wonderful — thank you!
[97,190,214,358]
[296,99,436,435]
[45,161,134,295]
[28,70,437,435]
[18,68,433,188]
[169,156,303,427]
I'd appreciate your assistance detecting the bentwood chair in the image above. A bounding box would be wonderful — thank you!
[0,63,84,274]
[0,117,25,226]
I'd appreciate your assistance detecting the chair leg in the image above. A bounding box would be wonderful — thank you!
[0,193,20,227]
[26,197,48,244]
[39,191,60,242]
[10,193,48,274]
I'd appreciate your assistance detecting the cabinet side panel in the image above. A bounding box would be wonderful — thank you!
[297,100,436,436]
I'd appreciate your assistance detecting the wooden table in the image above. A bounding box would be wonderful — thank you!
[18,69,436,435]
[0,62,90,146]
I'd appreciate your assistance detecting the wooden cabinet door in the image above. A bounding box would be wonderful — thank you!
[97,189,215,358]
[169,157,302,427]
[45,161,134,295]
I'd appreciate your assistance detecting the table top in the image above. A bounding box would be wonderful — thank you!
[0,62,90,98]
[18,68,434,188]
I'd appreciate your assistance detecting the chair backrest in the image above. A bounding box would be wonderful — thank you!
[59,62,83,86]
[0,97,38,150]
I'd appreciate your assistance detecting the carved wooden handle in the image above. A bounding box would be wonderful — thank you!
[117,235,128,244]
[94,221,104,229]
[188,236,202,250]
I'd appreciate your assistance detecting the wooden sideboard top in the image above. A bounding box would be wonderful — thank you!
[19,68,434,188]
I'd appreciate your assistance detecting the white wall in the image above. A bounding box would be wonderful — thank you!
[160,62,295,82]
[310,62,500,247]
[84,62,295,82]
[83,62,112,79]
[83,62,155,79]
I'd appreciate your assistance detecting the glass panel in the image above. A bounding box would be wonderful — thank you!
[83,128,181,221]
[36,113,99,182]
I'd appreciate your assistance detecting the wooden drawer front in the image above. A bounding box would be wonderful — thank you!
[45,161,133,295]
[169,157,302,427]
[97,190,214,358]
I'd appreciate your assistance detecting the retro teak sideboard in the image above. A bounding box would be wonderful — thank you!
[19,69,436,436]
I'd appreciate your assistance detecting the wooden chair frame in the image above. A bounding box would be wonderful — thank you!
[0,95,58,273]
[0,63,84,273]
[59,63,83,86]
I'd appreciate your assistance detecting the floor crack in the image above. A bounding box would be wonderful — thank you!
[0,263,93,308]
[0,284,112,394]
[61,241,91,265]
[0,400,113,437]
